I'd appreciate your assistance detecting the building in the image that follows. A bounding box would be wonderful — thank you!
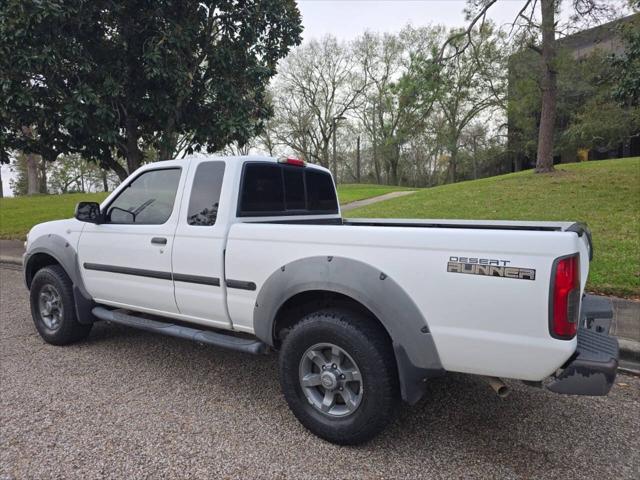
[508,13,640,170]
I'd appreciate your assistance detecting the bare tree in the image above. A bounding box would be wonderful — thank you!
[354,27,442,184]
[273,36,368,176]
[437,23,505,182]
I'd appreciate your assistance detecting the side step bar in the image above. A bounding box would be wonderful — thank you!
[92,307,268,355]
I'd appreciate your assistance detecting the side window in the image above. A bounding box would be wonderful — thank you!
[240,163,284,213]
[306,169,338,212]
[187,162,225,226]
[106,168,181,224]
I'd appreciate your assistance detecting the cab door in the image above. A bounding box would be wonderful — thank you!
[77,167,185,314]
[172,160,230,329]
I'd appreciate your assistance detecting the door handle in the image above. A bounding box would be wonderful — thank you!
[151,237,167,245]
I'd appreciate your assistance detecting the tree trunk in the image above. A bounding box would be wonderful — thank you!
[389,144,400,185]
[125,118,142,175]
[472,137,478,180]
[39,158,47,194]
[26,153,40,195]
[535,0,557,173]
[158,132,178,161]
[332,126,338,182]
[449,145,459,183]
[321,143,330,170]
[0,166,4,198]
[101,170,109,192]
[356,136,361,183]
[372,115,381,184]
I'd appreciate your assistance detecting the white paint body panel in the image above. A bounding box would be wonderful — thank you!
[77,161,190,313]
[225,222,589,381]
[171,157,230,328]
[26,155,592,382]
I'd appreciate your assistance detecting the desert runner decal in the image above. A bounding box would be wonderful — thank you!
[447,256,536,281]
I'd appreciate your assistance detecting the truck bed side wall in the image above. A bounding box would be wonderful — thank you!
[225,223,584,381]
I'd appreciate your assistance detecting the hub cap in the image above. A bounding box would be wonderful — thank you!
[38,284,63,330]
[299,343,363,417]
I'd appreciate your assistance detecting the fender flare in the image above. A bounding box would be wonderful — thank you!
[24,234,95,325]
[253,256,444,404]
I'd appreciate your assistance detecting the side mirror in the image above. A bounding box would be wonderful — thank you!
[75,202,103,224]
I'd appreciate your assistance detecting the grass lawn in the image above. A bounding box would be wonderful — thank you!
[345,157,640,298]
[0,184,404,240]
[0,191,109,240]
[337,184,413,205]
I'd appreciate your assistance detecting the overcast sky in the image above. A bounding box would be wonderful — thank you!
[297,0,532,40]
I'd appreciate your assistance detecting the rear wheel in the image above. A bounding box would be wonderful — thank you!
[29,265,92,345]
[279,309,399,445]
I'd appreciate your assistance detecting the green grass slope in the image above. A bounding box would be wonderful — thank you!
[0,191,110,240]
[0,184,405,240]
[346,158,640,298]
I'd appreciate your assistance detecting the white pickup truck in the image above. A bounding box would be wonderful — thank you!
[23,155,618,444]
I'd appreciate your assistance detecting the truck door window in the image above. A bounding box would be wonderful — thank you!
[187,162,225,226]
[106,168,181,224]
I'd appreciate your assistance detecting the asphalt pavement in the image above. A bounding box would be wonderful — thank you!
[1,266,639,479]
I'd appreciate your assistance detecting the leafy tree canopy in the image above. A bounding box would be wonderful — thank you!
[0,0,303,179]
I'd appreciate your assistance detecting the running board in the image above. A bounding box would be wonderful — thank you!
[92,307,268,355]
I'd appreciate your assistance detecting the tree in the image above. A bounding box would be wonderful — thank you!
[437,23,505,182]
[353,27,442,185]
[612,18,640,107]
[272,36,368,176]
[453,0,621,173]
[1,0,303,180]
[9,153,29,196]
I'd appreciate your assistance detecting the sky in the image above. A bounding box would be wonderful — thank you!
[297,0,532,41]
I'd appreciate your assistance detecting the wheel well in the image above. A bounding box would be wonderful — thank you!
[272,290,392,349]
[25,253,60,288]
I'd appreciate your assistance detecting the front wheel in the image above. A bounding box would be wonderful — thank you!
[279,309,399,445]
[29,265,92,345]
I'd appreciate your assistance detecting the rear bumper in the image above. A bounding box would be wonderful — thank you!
[546,295,618,396]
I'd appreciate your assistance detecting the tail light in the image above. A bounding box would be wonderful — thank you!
[549,254,581,339]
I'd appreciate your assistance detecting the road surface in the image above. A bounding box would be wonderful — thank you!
[1,266,638,479]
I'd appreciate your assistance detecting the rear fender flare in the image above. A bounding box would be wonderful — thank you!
[253,255,443,404]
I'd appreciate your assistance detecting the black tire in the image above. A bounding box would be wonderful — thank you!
[29,265,92,345]
[279,308,399,445]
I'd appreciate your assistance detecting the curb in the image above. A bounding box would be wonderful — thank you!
[0,257,22,267]
[618,338,640,375]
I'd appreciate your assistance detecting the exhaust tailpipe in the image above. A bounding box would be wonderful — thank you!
[481,376,511,398]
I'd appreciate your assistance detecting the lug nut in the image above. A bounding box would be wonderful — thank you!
[339,387,343,391]
[340,374,345,379]
[322,365,327,370]
[332,364,337,369]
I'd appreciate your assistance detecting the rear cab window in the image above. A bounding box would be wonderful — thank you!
[238,162,338,217]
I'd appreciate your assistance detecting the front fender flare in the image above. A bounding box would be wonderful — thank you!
[24,234,95,325]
